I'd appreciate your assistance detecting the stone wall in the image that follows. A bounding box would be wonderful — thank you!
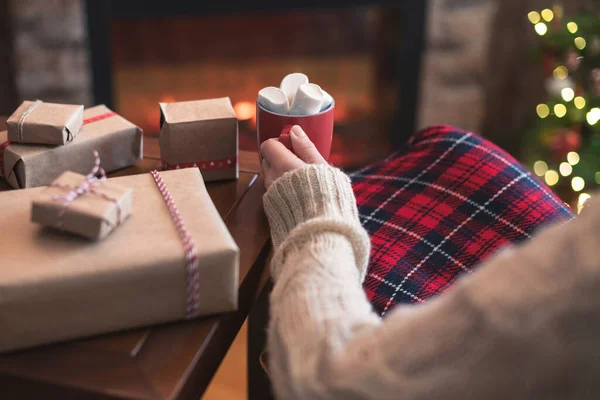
[417,0,498,133]
[10,0,92,105]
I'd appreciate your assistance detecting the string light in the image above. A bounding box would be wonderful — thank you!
[578,193,591,214]
[586,108,600,125]
[574,37,587,50]
[595,172,600,184]
[541,9,554,22]
[574,96,586,109]
[528,11,541,24]
[554,104,567,118]
[535,23,548,36]
[571,176,585,192]
[545,170,559,186]
[561,88,575,102]
[536,104,550,118]
[553,66,568,79]
[533,160,549,176]
[567,151,580,165]
[567,22,579,34]
[559,162,573,176]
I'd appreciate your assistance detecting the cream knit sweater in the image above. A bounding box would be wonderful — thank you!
[263,164,600,400]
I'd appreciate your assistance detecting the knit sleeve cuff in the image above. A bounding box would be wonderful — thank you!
[263,164,371,280]
[263,164,360,246]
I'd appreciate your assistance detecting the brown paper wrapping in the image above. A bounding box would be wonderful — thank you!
[7,101,84,145]
[31,171,133,240]
[0,168,239,353]
[159,98,238,182]
[0,105,143,189]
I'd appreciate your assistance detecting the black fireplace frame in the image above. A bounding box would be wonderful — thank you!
[85,0,428,147]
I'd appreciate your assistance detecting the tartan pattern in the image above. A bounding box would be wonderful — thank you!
[350,125,574,316]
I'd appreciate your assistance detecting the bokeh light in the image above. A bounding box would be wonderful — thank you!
[553,66,568,79]
[554,104,567,118]
[574,96,586,109]
[586,108,600,125]
[535,23,548,36]
[574,37,587,50]
[545,170,559,186]
[536,104,550,118]
[528,11,541,24]
[559,162,573,176]
[571,176,585,192]
[567,151,580,165]
[541,9,554,22]
[533,160,548,176]
[561,88,575,102]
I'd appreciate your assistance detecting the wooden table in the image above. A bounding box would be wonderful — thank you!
[0,136,272,400]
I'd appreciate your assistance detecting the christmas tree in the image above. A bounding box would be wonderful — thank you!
[524,4,600,213]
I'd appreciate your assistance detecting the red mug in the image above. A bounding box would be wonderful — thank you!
[256,100,335,160]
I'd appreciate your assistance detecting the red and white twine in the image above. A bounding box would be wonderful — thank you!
[50,150,122,228]
[150,170,201,318]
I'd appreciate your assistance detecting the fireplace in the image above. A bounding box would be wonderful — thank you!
[85,1,427,168]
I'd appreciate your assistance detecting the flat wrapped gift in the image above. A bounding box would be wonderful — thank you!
[0,168,239,353]
[159,98,238,182]
[31,171,133,240]
[7,100,84,145]
[0,105,143,189]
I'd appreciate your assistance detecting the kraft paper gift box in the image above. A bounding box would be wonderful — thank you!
[31,171,133,240]
[159,97,239,182]
[0,168,239,353]
[0,105,143,189]
[7,100,84,145]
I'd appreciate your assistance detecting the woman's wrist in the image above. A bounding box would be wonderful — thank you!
[263,163,361,248]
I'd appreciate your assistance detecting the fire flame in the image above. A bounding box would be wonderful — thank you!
[234,101,256,121]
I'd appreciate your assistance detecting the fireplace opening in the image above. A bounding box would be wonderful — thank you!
[86,2,427,168]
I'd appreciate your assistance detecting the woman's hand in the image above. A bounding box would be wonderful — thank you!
[260,125,327,188]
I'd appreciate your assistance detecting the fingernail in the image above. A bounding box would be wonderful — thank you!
[290,125,306,138]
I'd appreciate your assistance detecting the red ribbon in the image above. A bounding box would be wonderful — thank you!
[83,111,117,125]
[162,156,238,171]
[0,110,118,180]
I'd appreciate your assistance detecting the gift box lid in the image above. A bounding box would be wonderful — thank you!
[158,98,239,182]
[6,101,84,145]
[159,97,236,125]
[31,171,133,240]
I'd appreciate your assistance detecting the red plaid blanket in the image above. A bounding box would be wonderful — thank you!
[351,126,573,316]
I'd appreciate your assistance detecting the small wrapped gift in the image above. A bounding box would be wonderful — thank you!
[159,97,238,182]
[7,100,84,145]
[0,105,143,189]
[31,153,133,240]
[0,168,239,353]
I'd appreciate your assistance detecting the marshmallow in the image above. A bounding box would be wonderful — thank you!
[258,86,289,114]
[289,83,325,116]
[280,73,309,106]
[320,89,333,112]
